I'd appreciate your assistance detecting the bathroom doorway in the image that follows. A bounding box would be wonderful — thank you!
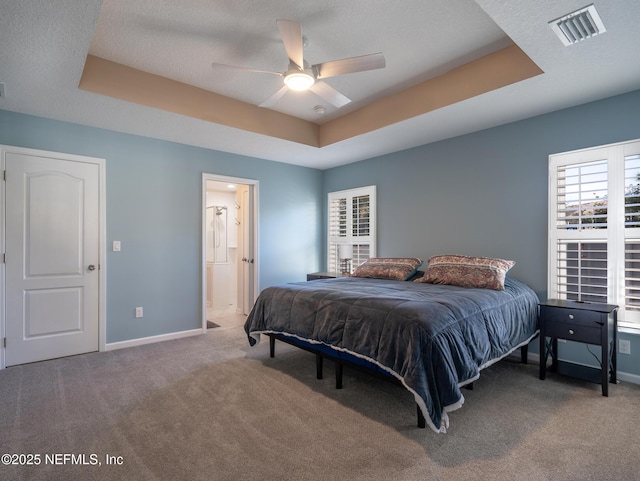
[202,174,258,330]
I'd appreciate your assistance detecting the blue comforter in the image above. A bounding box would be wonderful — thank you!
[244,276,539,432]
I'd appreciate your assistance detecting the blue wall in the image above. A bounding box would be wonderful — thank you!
[4,89,640,379]
[0,110,323,343]
[323,89,640,380]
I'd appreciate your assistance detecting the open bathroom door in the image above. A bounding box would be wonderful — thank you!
[202,174,257,331]
[237,184,254,315]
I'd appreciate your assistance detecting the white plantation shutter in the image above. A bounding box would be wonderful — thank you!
[624,151,640,318]
[549,139,640,327]
[555,159,608,230]
[555,240,608,304]
[625,241,640,313]
[328,186,376,273]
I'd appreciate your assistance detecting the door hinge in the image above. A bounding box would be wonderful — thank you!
[2,170,5,181]
[1,253,4,264]
[3,338,6,348]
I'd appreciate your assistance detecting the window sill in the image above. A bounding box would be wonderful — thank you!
[618,322,640,335]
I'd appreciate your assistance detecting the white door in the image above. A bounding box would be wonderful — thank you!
[239,185,254,315]
[4,151,100,366]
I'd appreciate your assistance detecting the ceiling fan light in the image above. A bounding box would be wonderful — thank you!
[284,71,315,91]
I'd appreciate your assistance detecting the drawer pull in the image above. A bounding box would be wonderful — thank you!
[569,329,575,335]
[568,314,574,320]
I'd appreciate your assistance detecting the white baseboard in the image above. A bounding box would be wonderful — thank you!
[510,351,640,386]
[104,334,640,385]
[105,328,202,351]
[526,352,541,364]
[614,371,640,385]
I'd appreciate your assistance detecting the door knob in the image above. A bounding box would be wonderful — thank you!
[88,264,96,271]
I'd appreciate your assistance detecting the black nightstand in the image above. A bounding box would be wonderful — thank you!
[539,299,618,396]
[306,272,348,281]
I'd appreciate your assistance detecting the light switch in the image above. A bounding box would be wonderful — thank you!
[113,240,121,252]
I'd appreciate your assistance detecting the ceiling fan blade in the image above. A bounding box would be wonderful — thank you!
[313,53,385,79]
[309,81,351,108]
[212,62,282,76]
[259,85,289,108]
[277,19,304,69]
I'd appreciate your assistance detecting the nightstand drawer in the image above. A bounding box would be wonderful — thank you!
[540,306,603,328]
[544,321,601,344]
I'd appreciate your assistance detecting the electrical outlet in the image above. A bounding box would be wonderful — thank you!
[135,307,143,318]
[619,339,631,355]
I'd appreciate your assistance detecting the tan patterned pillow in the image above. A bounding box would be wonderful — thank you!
[352,257,423,281]
[415,255,515,290]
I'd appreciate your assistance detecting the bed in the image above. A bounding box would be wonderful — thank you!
[244,256,539,433]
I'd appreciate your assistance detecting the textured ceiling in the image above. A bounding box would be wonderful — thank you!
[1,0,640,169]
[88,0,511,123]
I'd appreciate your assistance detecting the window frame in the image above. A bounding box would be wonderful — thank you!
[548,138,640,330]
[327,185,376,274]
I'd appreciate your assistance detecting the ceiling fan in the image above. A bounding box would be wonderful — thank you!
[212,19,385,109]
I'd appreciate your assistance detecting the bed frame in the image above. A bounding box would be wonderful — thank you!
[267,333,530,428]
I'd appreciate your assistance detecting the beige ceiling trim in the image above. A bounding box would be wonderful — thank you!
[79,45,542,150]
[79,55,320,147]
[319,45,543,147]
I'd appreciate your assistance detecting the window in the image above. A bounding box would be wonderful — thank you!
[548,139,640,328]
[328,186,376,273]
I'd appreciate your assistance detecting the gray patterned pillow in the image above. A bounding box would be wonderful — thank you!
[352,257,423,281]
[415,255,515,290]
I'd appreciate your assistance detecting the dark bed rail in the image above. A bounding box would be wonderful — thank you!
[267,333,529,429]
[268,333,427,427]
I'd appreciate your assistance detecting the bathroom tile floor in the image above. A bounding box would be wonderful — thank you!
[207,306,247,329]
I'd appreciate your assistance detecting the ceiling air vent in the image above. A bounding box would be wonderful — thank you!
[549,4,606,46]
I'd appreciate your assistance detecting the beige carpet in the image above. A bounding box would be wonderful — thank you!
[1,325,639,481]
